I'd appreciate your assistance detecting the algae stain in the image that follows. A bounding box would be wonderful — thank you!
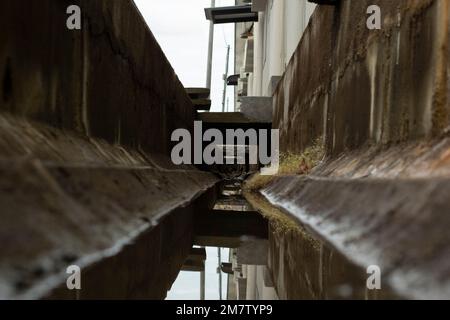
[366,42,378,142]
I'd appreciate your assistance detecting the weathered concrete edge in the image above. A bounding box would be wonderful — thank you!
[0,115,219,299]
[243,190,393,299]
[4,167,219,300]
[30,179,217,300]
[261,175,450,300]
[44,186,219,300]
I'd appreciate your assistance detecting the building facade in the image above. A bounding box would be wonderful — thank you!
[235,0,316,111]
[230,0,316,300]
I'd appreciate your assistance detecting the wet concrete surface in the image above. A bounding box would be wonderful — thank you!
[244,190,395,299]
[260,174,450,299]
[252,0,450,300]
[0,114,219,299]
[242,136,450,299]
[194,181,268,249]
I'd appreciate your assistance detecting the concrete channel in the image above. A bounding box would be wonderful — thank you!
[0,0,271,300]
[1,0,450,300]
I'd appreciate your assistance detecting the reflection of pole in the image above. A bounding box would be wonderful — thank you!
[203,0,214,294]
[206,0,216,90]
[200,261,205,300]
[218,248,222,300]
[222,45,231,113]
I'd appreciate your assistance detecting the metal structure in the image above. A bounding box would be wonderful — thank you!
[206,0,216,91]
[222,45,231,113]
[205,5,258,24]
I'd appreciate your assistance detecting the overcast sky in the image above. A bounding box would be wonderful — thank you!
[134,0,235,112]
[133,1,234,300]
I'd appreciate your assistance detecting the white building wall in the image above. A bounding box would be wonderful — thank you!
[283,0,315,67]
[253,0,316,97]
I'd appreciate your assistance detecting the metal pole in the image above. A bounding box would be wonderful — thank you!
[206,0,216,90]
[201,2,215,299]
[218,248,222,300]
[200,261,205,300]
[222,45,231,113]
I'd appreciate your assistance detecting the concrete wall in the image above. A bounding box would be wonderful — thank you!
[0,0,195,155]
[0,0,219,299]
[262,0,450,300]
[273,0,449,156]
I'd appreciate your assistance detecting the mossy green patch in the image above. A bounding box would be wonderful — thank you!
[244,138,325,192]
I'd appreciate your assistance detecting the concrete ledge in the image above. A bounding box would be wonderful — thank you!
[0,115,218,299]
[261,175,450,299]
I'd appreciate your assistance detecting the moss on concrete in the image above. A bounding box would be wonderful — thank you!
[244,138,325,192]
[242,139,324,250]
[243,190,320,251]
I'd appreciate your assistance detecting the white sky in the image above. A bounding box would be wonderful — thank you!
[133,0,235,300]
[134,0,235,112]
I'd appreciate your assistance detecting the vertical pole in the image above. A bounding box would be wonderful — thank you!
[222,45,231,113]
[246,265,257,300]
[218,248,223,300]
[253,13,263,96]
[200,261,206,300]
[201,0,215,300]
[206,0,216,91]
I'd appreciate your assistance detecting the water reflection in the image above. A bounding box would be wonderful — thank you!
[167,247,230,300]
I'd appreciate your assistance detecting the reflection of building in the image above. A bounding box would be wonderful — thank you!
[234,0,316,111]
[228,0,316,300]
[228,243,279,300]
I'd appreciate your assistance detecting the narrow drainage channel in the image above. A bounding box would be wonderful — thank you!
[167,179,265,300]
